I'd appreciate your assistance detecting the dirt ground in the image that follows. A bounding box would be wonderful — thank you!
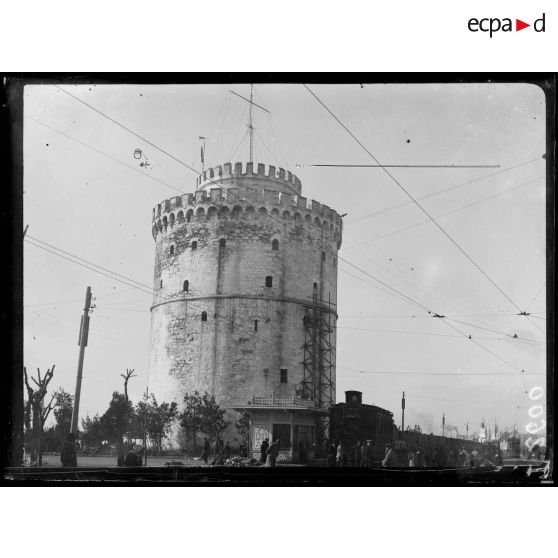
[37,453,217,468]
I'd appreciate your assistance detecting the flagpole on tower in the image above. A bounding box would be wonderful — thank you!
[199,136,206,174]
[248,84,254,163]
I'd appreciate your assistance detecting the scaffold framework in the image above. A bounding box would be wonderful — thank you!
[300,288,335,408]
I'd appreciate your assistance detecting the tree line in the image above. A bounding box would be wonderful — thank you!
[23,364,250,465]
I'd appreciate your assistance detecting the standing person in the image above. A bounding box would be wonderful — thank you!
[201,437,210,464]
[239,442,247,458]
[265,439,280,467]
[382,443,399,467]
[60,433,77,467]
[352,441,362,467]
[362,440,374,468]
[408,450,416,468]
[260,438,269,464]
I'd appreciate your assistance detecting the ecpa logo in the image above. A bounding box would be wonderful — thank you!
[468,13,546,37]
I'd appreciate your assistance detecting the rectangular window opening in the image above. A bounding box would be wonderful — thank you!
[280,369,288,383]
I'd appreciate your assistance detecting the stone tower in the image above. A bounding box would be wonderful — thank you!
[149,162,343,461]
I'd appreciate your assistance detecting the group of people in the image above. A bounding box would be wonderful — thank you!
[200,437,249,465]
[329,440,397,468]
[328,440,505,469]
[259,438,281,467]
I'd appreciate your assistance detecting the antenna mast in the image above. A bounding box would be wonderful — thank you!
[229,86,270,164]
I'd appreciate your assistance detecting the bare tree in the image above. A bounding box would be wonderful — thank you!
[121,368,137,404]
[23,365,59,466]
[116,368,137,464]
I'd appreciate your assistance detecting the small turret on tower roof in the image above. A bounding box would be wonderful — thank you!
[196,161,302,196]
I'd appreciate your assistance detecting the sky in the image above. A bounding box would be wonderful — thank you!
[23,82,547,437]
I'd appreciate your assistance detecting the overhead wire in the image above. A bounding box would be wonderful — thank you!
[25,115,185,196]
[303,84,526,314]
[344,156,542,225]
[344,176,543,250]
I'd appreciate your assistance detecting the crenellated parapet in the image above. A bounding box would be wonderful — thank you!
[151,183,344,246]
[196,162,302,195]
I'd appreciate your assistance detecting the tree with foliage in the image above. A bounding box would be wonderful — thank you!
[134,394,178,456]
[80,414,105,451]
[179,391,205,451]
[235,411,250,444]
[198,392,228,442]
[53,389,73,437]
[99,391,132,446]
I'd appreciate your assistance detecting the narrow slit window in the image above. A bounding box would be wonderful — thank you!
[201,311,207,322]
[219,238,226,248]
[160,279,163,288]
[321,251,326,261]
[254,319,258,332]
[265,276,273,288]
[280,369,288,383]
[191,241,198,250]
[272,239,279,251]
[183,280,189,292]
[170,245,175,255]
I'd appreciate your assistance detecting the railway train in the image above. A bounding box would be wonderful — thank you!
[329,390,488,465]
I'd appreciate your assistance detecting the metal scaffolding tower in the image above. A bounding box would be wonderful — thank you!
[300,288,335,408]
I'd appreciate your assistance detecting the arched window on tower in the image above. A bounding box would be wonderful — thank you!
[313,282,318,291]
[191,241,198,251]
[183,280,189,292]
[170,245,175,255]
[321,251,326,261]
[201,311,207,322]
[160,279,163,288]
[272,239,279,251]
[265,276,273,288]
[219,238,226,248]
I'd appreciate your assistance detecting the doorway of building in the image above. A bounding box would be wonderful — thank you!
[272,424,291,451]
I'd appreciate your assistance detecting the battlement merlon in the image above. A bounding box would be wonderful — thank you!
[196,162,302,196]
[151,185,344,240]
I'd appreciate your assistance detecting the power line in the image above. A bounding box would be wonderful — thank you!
[304,84,525,314]
[25,115,185,195]
[57,86,199,175]
[338,366,544,377]
[25,239,158,298]
[443,317,545,345]
[340,312,546,319]
[344,176,543,250]
[25,237,215,319]
[336,325,544,345]
[344,156,542,225]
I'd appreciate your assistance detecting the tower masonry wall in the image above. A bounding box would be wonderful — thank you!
[148,164,343,432]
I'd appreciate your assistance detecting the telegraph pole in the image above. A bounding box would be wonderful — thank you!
[70,286,93,434]
[442,412,446,437]
[401,391,405,431]
[465,421,469,440]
